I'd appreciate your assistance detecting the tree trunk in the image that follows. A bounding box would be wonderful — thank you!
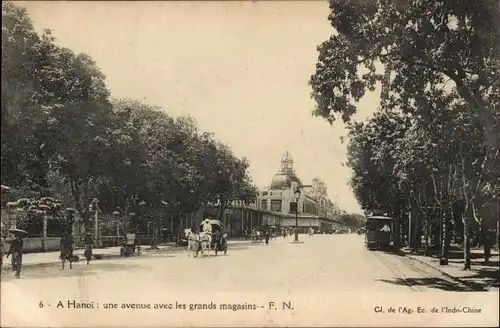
[424,218,432,256]
[410,197,421,251]
[497,197,500,252]
[497,214,500,252]
[392,207,400,250]
[42,215,48,251]
[70,179,89,236]
[439,212,449,265]
[149,220,159,250]
[219,201,227,228]
[462,211,471,270]
[480,221,491,263]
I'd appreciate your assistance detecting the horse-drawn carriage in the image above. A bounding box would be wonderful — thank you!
[251,226,274,243]
[199,220,227,255]
[249,228,263,243]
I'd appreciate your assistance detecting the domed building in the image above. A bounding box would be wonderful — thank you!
[255,152,342,233]
[269,152,303,190]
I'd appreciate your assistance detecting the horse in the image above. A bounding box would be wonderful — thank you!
[184,229,200,258]
[199,231,212,257]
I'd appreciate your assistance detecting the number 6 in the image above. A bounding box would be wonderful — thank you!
[39,301,43,308]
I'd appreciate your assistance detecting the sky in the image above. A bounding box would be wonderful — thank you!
[21,1,380,214]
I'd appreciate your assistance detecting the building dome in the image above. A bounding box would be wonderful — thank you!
[270,171,303,190]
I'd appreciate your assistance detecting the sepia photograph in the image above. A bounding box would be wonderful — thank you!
[1,1,499,327]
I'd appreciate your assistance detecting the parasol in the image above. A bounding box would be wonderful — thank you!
[9,228,28,236]
[199,219,223,229]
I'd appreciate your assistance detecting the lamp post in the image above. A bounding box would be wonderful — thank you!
[113,209,121,246]
[294,188,301,242]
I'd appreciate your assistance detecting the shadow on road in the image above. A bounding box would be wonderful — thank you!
[1,261,145,281]
[481,260,500,267]
[459,269,500,290]
[375,277,481,291]
[408,249,496,261]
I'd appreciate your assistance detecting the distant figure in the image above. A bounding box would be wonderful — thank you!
[264,231,270,245]
[213,229,222,248]
[6,235,24,278]
[60,231,74,257]
[82,233,96,265]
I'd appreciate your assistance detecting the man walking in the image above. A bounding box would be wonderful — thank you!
[60,230,74,269]
[82,233,96,265]
[6,234,24,278]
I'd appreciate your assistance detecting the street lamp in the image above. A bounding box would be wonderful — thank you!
[294,188,301,242]
[113,208,121,246]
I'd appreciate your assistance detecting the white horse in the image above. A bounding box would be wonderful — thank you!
[184,229,200,258]
[199,231,212,257]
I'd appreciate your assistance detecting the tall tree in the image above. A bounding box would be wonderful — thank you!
[1,3,52,190]
[310,0,499,178]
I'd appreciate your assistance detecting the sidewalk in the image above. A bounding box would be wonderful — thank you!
[0,240,255,272]
[400,248,499,291]
[1,245,174,272]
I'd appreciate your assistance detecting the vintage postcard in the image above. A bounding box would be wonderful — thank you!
[1,1,499,327]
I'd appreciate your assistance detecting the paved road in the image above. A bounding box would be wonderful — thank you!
[1,234,464,294]
[2,234,492,327]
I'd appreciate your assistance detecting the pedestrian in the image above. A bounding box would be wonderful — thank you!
[264,231,269,245]
[6,234,24,279]
[60,229,74,269]
[82,233,96,265]
[0,235,5,267]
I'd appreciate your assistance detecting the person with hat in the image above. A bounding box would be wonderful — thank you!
[6,234,24,278]
[59,229,74,268]
[82,232,96,265]
[264,230,270,245]
[202,218,212,235]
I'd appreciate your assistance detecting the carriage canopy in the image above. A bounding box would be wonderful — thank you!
[199,219,224,232]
